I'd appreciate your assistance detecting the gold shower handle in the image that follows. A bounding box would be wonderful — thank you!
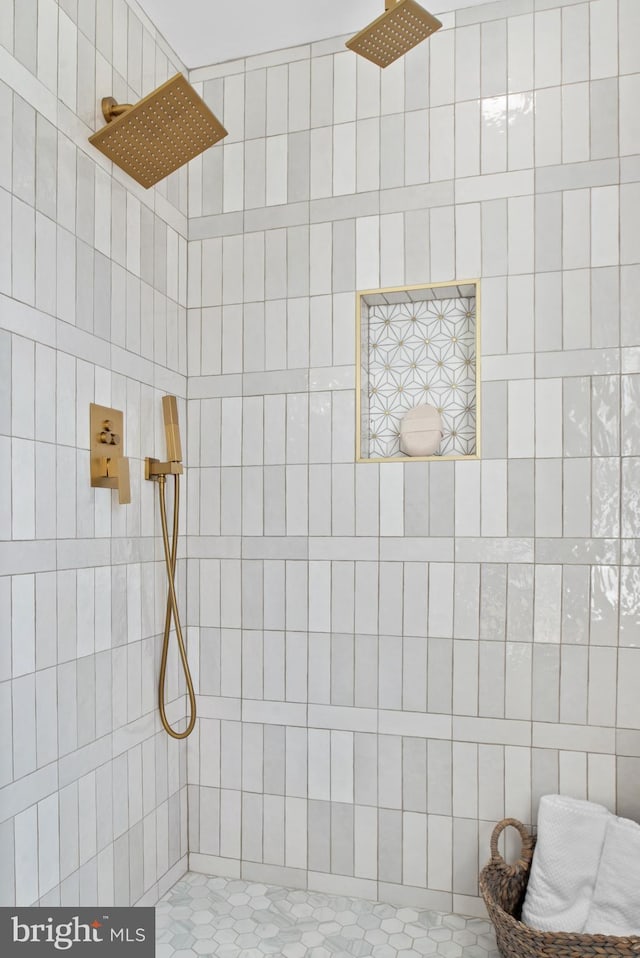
[91,454,131,504]
[112,456,131,505]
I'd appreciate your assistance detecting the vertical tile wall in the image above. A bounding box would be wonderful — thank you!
[185,0,640,913]
[0,0,190,906]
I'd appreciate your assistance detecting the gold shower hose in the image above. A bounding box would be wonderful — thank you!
[157,472,197,739]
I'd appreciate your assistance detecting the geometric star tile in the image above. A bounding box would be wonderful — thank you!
[363,294,477,459]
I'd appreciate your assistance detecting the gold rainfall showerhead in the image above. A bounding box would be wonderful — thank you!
[346,0,442,68]
[89,73,228,189]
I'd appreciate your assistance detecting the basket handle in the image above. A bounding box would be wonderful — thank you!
[489,818,535,875]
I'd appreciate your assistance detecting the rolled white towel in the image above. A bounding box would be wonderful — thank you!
[521,794,611,933]
[584,816,640,937]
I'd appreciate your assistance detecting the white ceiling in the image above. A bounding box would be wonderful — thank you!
[137,0,491,69]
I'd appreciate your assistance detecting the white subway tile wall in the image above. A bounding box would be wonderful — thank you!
[185,0,640,909]
[1,0,640,915]
[0,0,190,907]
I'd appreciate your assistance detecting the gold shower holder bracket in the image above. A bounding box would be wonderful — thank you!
[90,403,131,505]
[145,458,183,480]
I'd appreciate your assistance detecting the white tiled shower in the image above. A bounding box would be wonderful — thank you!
[184,0,640,916]
[1,0,640,935]
[1,0,191,907]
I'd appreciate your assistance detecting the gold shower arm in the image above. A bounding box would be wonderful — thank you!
[101,97,134,123]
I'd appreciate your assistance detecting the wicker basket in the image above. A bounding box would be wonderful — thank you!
[479,817,640,957]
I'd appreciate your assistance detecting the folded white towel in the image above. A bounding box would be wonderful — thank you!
[584,816,640,937]
[521,794,611,933]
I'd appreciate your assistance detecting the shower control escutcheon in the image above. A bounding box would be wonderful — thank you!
[90,404,131,505]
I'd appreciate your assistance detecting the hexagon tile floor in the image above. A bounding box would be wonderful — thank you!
[156,872,501,958]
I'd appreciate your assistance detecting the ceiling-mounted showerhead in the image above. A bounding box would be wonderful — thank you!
[346,0,442,68]
[89,73,228,189]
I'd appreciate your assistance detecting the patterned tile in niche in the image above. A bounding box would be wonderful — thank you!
[367,298,476,459]
[157,872,500,957]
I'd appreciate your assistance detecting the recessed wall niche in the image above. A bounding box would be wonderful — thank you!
[356,281,480,463]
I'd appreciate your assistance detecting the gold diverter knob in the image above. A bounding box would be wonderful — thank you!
[99,420,121,446]
[89,404,131,505]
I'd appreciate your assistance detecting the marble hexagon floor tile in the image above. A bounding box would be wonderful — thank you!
[157,872,500,958]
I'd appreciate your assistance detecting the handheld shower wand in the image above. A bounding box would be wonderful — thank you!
[163,395,182,463]
[145,396,196,739]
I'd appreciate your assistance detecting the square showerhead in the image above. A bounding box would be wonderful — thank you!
[346,0,442,68]
[89,73,228,189]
